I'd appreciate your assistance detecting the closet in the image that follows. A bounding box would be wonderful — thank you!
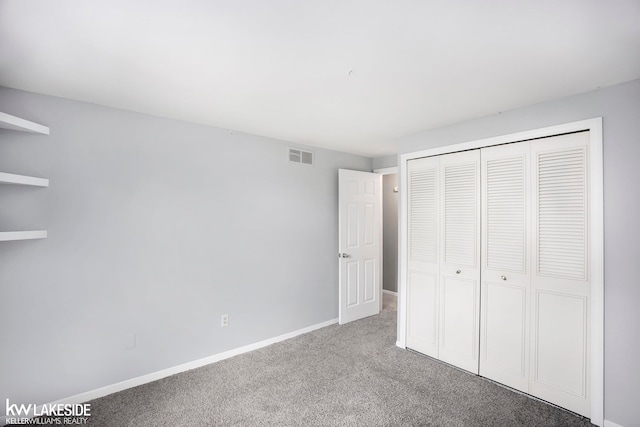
[406,131,591,417]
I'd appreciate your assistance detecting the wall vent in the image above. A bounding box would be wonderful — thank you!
[289,148,314,165]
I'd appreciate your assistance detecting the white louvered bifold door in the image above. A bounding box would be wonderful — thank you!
[406,156,440,357]
[480,142,531,392]
[530,132,591,417]
[406,132,591,417]
[438,150,481,374]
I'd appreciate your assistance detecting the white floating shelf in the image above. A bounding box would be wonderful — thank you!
[0,112,50,135]
[0,230,47,241]
[0,172,49,187]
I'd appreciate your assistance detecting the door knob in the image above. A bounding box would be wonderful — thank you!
[501,275,507,281]
[456,270,461,274]
[338,253,350,258]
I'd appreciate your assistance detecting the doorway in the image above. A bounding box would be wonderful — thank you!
[376,167,399,312]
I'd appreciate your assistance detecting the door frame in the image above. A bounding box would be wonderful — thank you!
[397,118,604,426]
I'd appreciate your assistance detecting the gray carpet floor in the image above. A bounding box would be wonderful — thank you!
[27,300,594,426]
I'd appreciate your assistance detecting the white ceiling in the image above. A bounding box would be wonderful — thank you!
[1,1,639,157]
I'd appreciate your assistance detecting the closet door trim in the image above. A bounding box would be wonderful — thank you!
[397,118,604,426]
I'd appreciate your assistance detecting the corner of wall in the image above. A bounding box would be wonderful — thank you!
[372,154,398,170]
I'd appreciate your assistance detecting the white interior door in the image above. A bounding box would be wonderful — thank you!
[437,150,481,374]
[480,142,531,392]
[338,169,382,325]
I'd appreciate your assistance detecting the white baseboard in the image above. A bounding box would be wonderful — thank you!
[6,317,338,423]
[383,289,398,296]
[604,420,624,427]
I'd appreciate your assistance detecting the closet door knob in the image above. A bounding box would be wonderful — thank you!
[456,270,461,274]
[501,275,507,281]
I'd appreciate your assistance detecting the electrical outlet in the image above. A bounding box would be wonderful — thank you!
[221,314,229,327]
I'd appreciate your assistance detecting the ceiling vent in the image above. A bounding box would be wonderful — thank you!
[289,148,314,165]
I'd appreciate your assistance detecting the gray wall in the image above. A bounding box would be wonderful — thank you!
[382,174,398,293]
[395,78,640,427]
[0,87,372,419]
[372,154,398,170]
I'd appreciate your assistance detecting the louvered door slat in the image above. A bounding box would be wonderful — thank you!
[438,150,480,374]
[530,131,591,418]
[443,163,478,267]
[537,147,587,281]
[485,155,526,272]
[409,168,437,263]
[406,157,440,358]
[480,142,531,393]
